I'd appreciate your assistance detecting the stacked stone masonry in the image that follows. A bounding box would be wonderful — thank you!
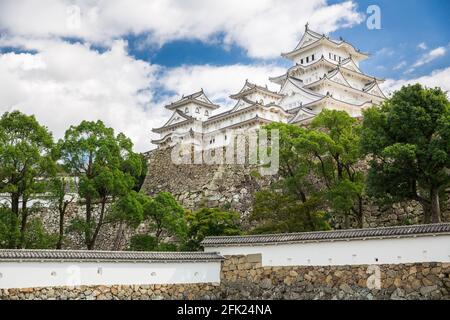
[142,147,450,229]
[1,255,449,300]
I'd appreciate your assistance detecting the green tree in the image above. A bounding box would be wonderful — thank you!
[142,192,187,246]
[311,110,365,228]
[183,208,241,251]
[262,122,324,230]
[128,234,178,252]
[47,170,77,249]
[22,217,58,249]
[0,111,56,247]
[0,207,20,248]
[133,154,148,192]
[109,191,145,250]
[250,190,330,234]
[361,84,450,223]
[59,120,142,249]
[262,114,363,230]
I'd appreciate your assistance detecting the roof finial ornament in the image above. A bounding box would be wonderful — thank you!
[305,22,309,30]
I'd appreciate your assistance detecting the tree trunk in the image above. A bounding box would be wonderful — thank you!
[418,198,432,224]
[11,193,20,216]
[112,222,124,251]
[430,187,442,223]
[8,193,20,247]
[357,196,364,229]
[85,196,92,249]
[19,198,28,248]
[88,198,106,250]
[56,205,65,250]
[344,212,350,229]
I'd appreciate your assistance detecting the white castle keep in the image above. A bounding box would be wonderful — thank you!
[152,24,386,148]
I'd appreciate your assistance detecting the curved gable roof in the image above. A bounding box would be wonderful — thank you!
[165,89,220,110]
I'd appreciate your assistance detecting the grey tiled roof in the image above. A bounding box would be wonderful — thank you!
[201,223,450,247]
[0,250,223,262]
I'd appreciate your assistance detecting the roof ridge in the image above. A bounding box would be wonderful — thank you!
[202,223,450,246]
[0,249,224,261]
[205,223,450,239]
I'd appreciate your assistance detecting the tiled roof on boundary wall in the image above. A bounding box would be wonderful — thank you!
[0,250,223,262]
[201,223,450,247]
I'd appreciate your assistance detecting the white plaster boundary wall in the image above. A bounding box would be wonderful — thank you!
[204,233,450,267]
[0,261,221,289]
[203,224,450,266]
[0,250,223,289]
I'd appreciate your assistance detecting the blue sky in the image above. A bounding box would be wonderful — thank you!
[127,0,450,80]
[0,0,448,151]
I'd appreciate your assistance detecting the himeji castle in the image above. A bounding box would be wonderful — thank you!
[152,24,387,148]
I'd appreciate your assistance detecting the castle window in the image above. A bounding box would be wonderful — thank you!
[195,107,200,114]
[205,110,209,116]
[334,54,337,61]
[306,56,309,63]
[329,53,332,59]
[312,54,315,61]
[185,107,189,113]
[301,58,304,64]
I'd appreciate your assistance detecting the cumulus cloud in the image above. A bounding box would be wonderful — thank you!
[0,39,165,152]
[381,67,450,97]
[413,47,447,68]
[159,64,285,108]
[0,0,364,59]
[0,38,287,151]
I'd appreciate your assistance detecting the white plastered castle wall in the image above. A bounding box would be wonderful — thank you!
[204,235,450,267]
[0,260,221,289]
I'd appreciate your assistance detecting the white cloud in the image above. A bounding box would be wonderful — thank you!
[413,47,447,68]
[0,0,364,59]
[0,40,165,152]
[382,66,450,97]
[159,64,285,108]
[393,61,407,70]
[0,38,287,151]
[418,42,428,50]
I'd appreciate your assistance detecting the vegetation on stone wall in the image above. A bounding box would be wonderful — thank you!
[361,84,450,224]
[251,84,449,232]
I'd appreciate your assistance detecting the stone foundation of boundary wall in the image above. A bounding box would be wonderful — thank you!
[1,255,449,300]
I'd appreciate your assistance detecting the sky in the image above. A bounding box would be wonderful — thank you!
[0,0,449,152]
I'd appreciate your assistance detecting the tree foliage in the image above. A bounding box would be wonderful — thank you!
[311,110,365,227]
[59,120,142,249]
[250,190,330,234]
[258,110,364,230]
[183,208,241,251]
[361,84,450,223]
[0,111,56,247]
[141,192,187,245]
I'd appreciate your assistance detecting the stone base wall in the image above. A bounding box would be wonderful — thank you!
[0,283,219,300]
[141,147,273,223]
[142,148,450,231]
[218,255,450,300]
[2,255,449,300]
